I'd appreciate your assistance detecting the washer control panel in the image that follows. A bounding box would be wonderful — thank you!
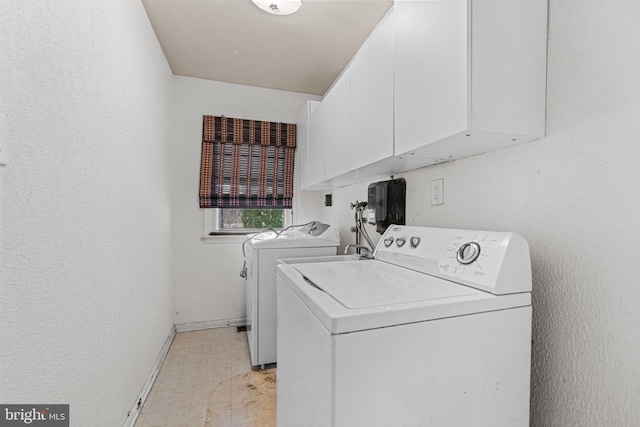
[374,225,531,294]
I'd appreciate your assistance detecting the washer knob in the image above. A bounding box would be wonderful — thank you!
[457,242,481,265]
[384,237,394,247]
[396,237,407,247]
[410,237,421,248]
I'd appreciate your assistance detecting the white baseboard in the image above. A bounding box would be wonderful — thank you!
[122,325,177,427]
[175,317,246,333]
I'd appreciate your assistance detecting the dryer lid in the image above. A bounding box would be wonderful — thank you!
[245,222,340,249]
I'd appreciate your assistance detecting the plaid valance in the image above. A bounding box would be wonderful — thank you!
[199,115,297,209]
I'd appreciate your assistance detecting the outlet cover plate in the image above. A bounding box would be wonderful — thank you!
[431,178,444,205]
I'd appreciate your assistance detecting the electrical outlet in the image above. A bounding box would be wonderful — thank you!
[431,179,444,205]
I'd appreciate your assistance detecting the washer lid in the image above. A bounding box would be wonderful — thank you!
[279,260,531,334]
[294,260,475,309]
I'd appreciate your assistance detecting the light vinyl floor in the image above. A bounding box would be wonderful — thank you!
[135,327,276,427]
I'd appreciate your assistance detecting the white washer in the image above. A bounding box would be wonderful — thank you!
[276,225,532,427]
[242,221,340,368]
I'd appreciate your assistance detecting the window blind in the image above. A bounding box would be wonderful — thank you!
[199,115,297,209]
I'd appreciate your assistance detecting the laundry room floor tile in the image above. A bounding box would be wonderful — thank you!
[135,327,276,427]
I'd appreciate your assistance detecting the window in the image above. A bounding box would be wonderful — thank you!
[219,208,285,230]
[199,115,297,240]
[203,208,293,236]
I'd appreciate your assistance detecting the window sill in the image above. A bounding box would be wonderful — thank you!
[201,234,248,244]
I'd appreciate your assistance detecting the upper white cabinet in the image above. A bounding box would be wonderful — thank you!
[394,0,547,159]
[394,0,467,156]
[321,68,351,180]
[296,100,319,190]
[300,0,547,190]
[307,100,325,187]
[307,69,350,187]
[350,9,394,170]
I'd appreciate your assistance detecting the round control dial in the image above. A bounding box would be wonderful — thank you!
[456,242,481,265]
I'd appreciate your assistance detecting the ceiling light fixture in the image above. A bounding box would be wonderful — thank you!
[251,0,302,16]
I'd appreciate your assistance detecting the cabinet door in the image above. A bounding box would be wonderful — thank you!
[296,101,319,190]
[350,9,394,170]
[394,0,468,156]
[308,100,325,186]
[322,68,351,180]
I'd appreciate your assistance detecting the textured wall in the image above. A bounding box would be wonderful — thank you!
[170,76,320,325]
[322,0,640,425]
[0,1,174,426]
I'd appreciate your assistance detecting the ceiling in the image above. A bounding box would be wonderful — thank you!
[141,0,393,96]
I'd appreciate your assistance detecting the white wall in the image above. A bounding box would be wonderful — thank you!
[0,1,174,426]
[170,76,321,326]
[321,1,640,425]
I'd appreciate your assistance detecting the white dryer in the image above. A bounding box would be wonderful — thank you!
[242,221,339,368]
[276,225,532,427]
